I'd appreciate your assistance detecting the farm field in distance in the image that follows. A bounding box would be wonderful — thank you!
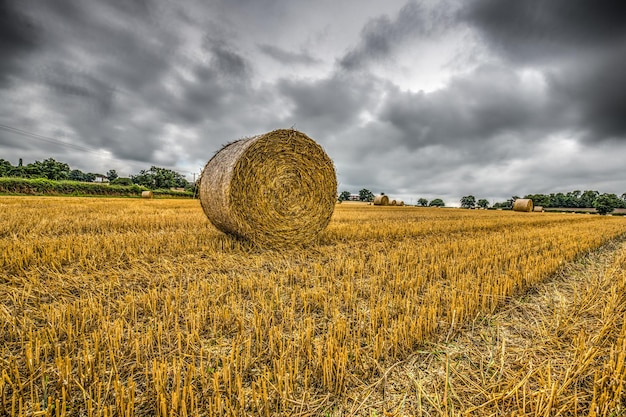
[1,197,625,416]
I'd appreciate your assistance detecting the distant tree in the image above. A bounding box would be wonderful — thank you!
[593,193,620,215]
[477,199,489,209]
[417,198,429,207]
[580,190,600,208]
[131,166,188,189]
[0,159,12,177]
[493,199,513,209]
[26,158,70,180]
[106,169,118,181]
[566,190,582,208]
[494,196,519,209]
[8,165,26,177]
[429,198,445,207]
[338,191,351,202]
[68,169,97,182]
[549,192,567,207]
[460,195,476,209]
[110,177,133,186]
[524,193,551,207]
[359,188,374,202]
[69,169,86,181]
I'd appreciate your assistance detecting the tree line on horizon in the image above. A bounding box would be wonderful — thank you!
[4,158,624,211]
[0,158,192,191]
[462,192,626,215]
[338,188,626,214]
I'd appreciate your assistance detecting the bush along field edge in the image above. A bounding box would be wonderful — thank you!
[0,177,195,198]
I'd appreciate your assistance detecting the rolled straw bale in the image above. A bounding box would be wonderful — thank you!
[373,195,389,206]
[389,199,397,206]
[396,200,404,206]
[533,206,544,212]
[513,198,533,212]
[141,190,153,199]
[199,129,337,247]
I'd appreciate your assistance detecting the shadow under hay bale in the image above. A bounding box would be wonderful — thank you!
[199,129,337,247]
[513,198,534,212]
[373,195,389,206]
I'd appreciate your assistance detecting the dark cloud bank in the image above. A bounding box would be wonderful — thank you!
[1,0,625,204]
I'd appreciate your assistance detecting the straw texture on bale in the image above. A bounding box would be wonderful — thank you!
[513,198,534,212]
[390,199,397,206]
[396,200,404,206]
[141,191,153,199]
[373,195,389,206]
[533,206,544,212]
[199,129,337,247]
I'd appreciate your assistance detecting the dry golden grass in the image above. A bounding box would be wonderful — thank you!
[376,239,626,416]
[1,197,625,416]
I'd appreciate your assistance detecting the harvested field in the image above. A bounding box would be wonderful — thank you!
[1,197,625,416]
[378,239,626,416]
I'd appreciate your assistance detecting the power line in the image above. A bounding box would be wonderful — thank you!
[0,123,106,155]
[0,123,198,176]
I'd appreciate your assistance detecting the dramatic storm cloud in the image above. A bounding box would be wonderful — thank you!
[1,0,625,205]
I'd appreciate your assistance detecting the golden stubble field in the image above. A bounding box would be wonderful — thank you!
[1,197,625,416]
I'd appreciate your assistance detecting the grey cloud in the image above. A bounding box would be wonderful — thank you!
[464,0,626,63]
[40,64,116,117]
[379,66,551,148]
[464,0,626,144]
[103,0,154,17]
[170,36,254,125]
[0,0,192,163]
[548,45,626,142]
[257,44,321,65]
[0,0,41,86]
[204,37,250,80]
[32,0,182,91]
[339,1,453,70]
[276,73,384,137]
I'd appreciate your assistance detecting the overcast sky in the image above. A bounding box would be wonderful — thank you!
[2,0,625,205]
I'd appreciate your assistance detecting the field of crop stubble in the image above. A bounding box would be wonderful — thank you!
[1,197,625,416]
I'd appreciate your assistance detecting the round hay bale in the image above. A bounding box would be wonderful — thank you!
[533,206,544,212]
[373,195,389,206]
[389,199,397,206]
[199,129,336,247]
[396,200,404,206]
[513,198,533,212]
[141,190,153,199]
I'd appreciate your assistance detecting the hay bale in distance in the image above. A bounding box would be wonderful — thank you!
[373,195,389,206]
[199,129,337,247]
[396,200,404,206]
[513,198,534,212]
[389,199,397,206]
[533,206,544,212]
[141,191,153,199]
